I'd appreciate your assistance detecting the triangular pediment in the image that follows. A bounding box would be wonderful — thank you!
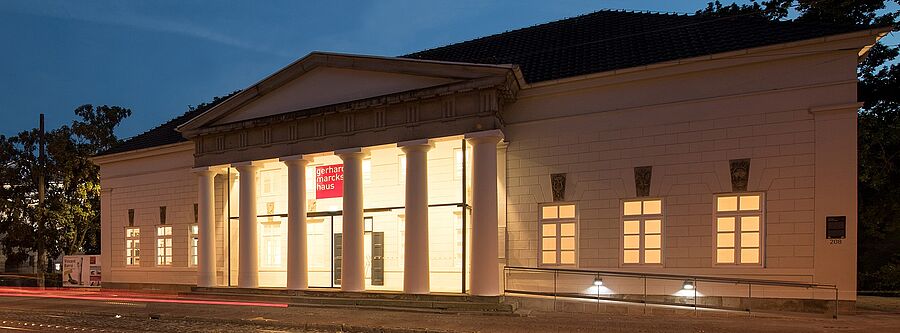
[178,52,518,133]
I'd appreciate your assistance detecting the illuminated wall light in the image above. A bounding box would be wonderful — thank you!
[593,277,603,286]
[682,280,695,290]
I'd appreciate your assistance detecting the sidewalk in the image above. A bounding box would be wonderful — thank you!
[0,293,898,332]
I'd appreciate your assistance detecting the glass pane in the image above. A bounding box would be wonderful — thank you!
[624,201,642,215]
[191,225,199,234]
[717,217,735,232]
[717,233,735,248]
[542,206,558,219]
[740,195,760,211]
[624,250,640,264]
[717,249,735,263]
[623,220,640,235]
[542,224,556,237]
[157,228,164,236]
[717,196,738,212]
[741,216,760,232]
[560,251,575,264]
[645,249,661,264]
[559,205,576,219]
[741,248,760,264]
[560,223,575,237]
[542,237,556,250]
[542,251,556,264]
[560,237,575,250]
[741,232,759,248]
[645,220,661,234]
[643,200,662,215]
[645,235,661,249]
[623,235,640,249]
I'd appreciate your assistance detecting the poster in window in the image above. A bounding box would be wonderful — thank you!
[316,164,344,199]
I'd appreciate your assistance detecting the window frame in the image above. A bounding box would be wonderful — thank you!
[538,203,578,267]
[712,192,765,266]
[125,226,141,267]
[156,225,173,267]
[620,198,665,266]
[260,220,283,269]
[189,224,199,267]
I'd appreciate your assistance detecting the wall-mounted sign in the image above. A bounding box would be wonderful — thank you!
[316,164,344,199]
[826,216,846,239]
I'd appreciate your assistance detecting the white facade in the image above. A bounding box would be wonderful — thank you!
[94,28,886,302]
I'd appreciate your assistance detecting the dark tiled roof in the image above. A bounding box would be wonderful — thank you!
[101,10,876,157]
[98,93,235,156]
[402,10,873,83]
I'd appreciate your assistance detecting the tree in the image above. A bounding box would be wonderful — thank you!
[699,1,900,293]
[0,105,130,286]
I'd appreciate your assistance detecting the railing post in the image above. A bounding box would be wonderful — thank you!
[833,288,839,319]
[693,278,698,316]
[596,273,601,313]
[748,283,752,317]
[553,270,558,311]
[643,276,647,314]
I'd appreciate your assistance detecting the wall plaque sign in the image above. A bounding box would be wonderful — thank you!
[826,216,847,239]
[316,164,344,199]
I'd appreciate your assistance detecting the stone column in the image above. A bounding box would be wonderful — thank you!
[234,161,261,288]
[193,167,218,288]
[336,148,367,292]
[281,155,311,290]
[399,139,433,294]
[465,130,503,296]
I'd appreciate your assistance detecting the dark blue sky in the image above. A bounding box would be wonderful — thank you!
[0,1,894,139]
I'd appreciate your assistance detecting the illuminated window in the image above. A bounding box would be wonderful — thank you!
[398,154,406,184]
[540,204,577,266]
[125,227,140,266]
[189,225,199,267]
[260,169,276,195]
[156,226,173,266]
[715,193,763,265]
[454,148,469,180]
[362,158,372,184]
[622,199,663,265]
[261,222,283,268]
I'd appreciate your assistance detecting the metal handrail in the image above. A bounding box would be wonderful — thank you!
[503,265,840,318]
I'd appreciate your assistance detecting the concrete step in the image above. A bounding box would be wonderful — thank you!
[182,288,515,314]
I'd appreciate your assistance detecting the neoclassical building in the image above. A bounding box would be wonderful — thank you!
[93,11,889,305]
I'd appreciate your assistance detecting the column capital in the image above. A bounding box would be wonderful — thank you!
[464,129,504,145]
[232,160,264,171]
[335,147,369,160]
[280,155,312,166]
[398,139,434,153]
[191,166,226,175]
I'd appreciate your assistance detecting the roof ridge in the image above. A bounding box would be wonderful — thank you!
[401,9,695,58]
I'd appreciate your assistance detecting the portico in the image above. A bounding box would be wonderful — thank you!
[191,131,503,295]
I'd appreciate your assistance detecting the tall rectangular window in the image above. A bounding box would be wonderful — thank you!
[125,227,140,266]
[261,222,282,268]
[156,226,173,266]
[622,199,663,265]
[715,193,763,265]
[540,204,577,266]
[362,158,372,184]
[190,224,199,267]
[398,154,406,184]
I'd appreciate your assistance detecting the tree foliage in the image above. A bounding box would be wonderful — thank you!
[0,105,131,273]
[699,0,900,292]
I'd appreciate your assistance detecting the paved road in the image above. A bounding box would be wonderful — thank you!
[0,289,898,332]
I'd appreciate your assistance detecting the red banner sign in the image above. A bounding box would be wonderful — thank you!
[316,164,344,199]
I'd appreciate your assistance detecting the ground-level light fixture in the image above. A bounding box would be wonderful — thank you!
[593,277,603,286]
[682,280,695,290]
